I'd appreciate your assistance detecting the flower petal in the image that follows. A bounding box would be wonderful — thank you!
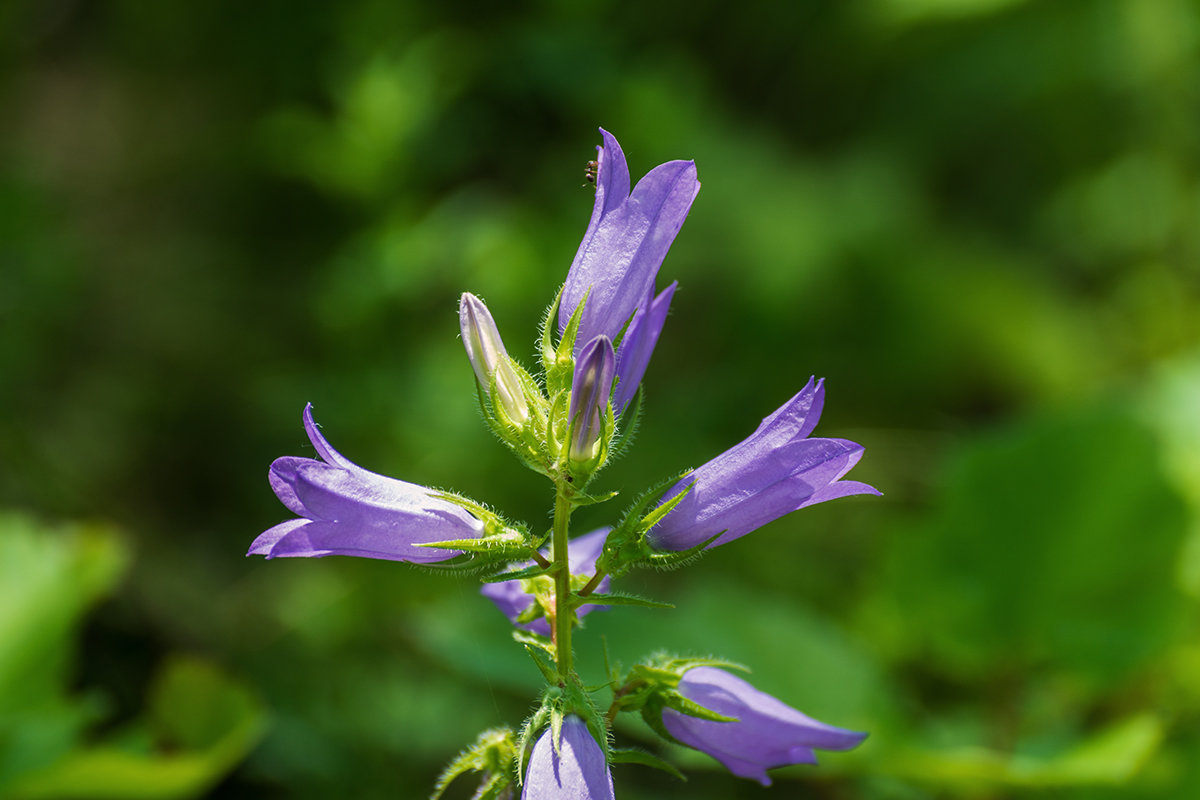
[247,518,309,556]
[663,667,866,787]
[560,129,699,353]
[268,456,311,516]
[302,404,355,470]
[263,518,463,562]
[652,438,863,550]
[613,281,676,415]
[752,377,825,441]
[522,716,614,800]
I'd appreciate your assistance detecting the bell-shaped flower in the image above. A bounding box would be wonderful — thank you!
[559,128,698,407]
[481,528,612,636]
[662,666,867,786]
[248,405,482,563]
[460,292,529,426]
[523,716,614,800]
[649,378,878,551]
[567,336,615,466]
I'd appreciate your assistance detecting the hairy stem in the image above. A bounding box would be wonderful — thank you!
[552,484,574,682]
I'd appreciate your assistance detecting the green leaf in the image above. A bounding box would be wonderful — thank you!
[609,746,686,781]
[9,657,264,799]
[573,592,673,610]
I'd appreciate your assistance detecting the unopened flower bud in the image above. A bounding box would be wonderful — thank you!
[459,293,529,426]
[568,335,615,464]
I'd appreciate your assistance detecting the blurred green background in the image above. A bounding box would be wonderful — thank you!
[2,0,1199,797]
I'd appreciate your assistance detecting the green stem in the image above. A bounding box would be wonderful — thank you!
[552,483,574,682]
[578,569,607,597]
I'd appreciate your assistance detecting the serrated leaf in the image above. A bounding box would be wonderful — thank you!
[573,592,673,610]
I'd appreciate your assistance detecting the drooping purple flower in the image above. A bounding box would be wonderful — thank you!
[648,378,878,551]
[568,336,616,464]
[481,528,612,636]
[663,667,867,786]
[560,128,698,408]
[248,405,481,562]
[523,716,614,800]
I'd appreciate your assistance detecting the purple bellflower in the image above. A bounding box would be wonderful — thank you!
[663,666,867,786]
[523,716,614,800]
[248,405,481,562]
[481,528,612,636]
[649,378,878,551]
[560,129,698,412]
[568,336,616,464]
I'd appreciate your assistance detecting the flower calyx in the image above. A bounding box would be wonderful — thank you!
[594,472,715,577]
[430,726,517,800]
[609,655,747,744]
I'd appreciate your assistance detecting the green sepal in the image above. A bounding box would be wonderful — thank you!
[636,531,721,571]
[571,592,673,610]
[637,477,695,532]
[565,487,619,508]
[539,289,563,376]
[660,690,739,723]
[640,694,679,744]
[430,726,516,800]
[418,529,540,564]
[482,561,553,584]
[595,471,693,577]
[513,630,555,659]
[517,678,608,785]
[418,532,523,553]
[516,704,553,786]
[514,633,559,684]
[561,396,615,488]
[474,372,555,480]
[638,653,749,679]
[609,747,686,781]
[428,490,511,530]
[545,288,589,397]
[613,655,747,726]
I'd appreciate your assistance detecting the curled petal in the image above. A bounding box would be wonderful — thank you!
[303,403,355,470]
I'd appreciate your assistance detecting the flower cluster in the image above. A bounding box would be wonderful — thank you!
[249,128,876,798]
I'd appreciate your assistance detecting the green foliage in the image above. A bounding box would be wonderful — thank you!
[0,516,263,799]
[3,0,1200,796]
[881,404,1188,686]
